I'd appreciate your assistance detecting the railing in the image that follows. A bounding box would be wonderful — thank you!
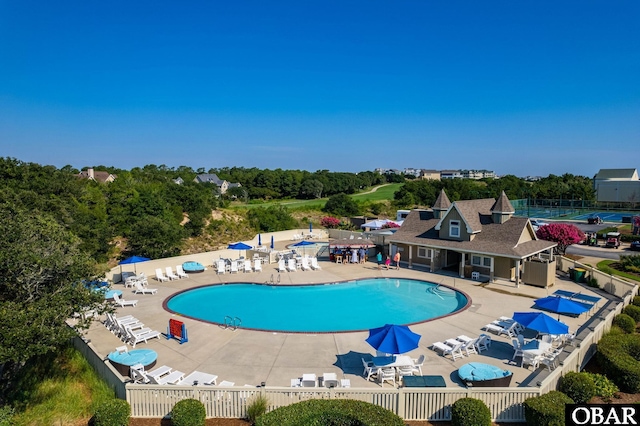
[556,256,637,300]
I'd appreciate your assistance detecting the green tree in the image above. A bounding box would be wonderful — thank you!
[0,204,105,365]
[246,206,297,232]
[323,193,360,216]
[300,179,324,199]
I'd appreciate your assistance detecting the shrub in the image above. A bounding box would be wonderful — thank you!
[171,398,206,426]
[633,296,640,307]
[585,372,619,400]
[613,314,637,334]
[523,391,573,426]
[451,397,491,426]
[596,332,640,393]
[559,372,596,404]
[623,304,640,322]
[321,216,341,229]
[92,399,130,426]
[587,277,599,289]
[255,399,404,426]
[0,406,15,426]
[246,395,269,424]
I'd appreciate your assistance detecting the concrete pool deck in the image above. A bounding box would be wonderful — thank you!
[82,241,608,389]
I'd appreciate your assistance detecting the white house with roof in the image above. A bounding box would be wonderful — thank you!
[594,168,640,203]
[193,173,241,195]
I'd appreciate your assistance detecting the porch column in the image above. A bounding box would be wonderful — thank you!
[515,259,521,288]
[459,252,465,278]
[408,245,413,269]
[490,257,495,283]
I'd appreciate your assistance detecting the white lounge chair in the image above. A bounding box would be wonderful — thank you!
[253,259,262,272]
[125,328,161,347]
[277,259,287,272]
[230,261,239,274]
[133,282,157,295]
[146,369,185,385]
[177,371,218,386]
[310,257,321,270]
[113,293,138,308]
[165,267,179,280]
[217,260,226,274]
[175,265,188,279]
[323,372,339,388]
[300,373,316,387]
[461,338,478,356]
[431,341,464,360]
[243,260,252,273]
[287,258,297,272]
[155,268,169,282]
[300,257,311,271]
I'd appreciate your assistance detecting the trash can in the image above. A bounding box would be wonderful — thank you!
[568,268,575,280]
[574,268,586,283]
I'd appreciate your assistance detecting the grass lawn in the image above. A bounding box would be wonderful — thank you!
[231,183,401,210]
[597,259,640,283]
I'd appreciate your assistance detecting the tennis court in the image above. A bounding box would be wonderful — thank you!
[573,211,637,222]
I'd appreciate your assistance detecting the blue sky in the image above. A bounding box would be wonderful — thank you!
[1,1,638,177]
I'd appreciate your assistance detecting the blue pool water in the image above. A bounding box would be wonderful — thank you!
[166,278,469,332]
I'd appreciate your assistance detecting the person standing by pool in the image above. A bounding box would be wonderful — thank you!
[393,251,401,270]
[376,251,383,270]
[385,255,391,270]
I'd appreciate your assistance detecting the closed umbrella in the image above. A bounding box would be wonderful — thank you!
[534,296,590,316]
[258,234,262,246]
[118,256,151,274]
[309,222,313,234]
[270,235,275,250]
[512,312,569,335]
[366,324,421,355]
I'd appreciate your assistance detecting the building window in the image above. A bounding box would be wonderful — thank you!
[471,255,492,268]
[417,247,432,259]
[450,220,460,238]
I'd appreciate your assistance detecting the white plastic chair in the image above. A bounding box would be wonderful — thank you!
[379,367,396,387]
[175,265,188,279]
[230,261,239,274]
[243,260,252,273]
[310,257,321,270]
[155,268,169,282]
[165,267,179,280]
[113,293,138,308]
[287,258,297,272]
[278,259,287,272]
[217,260,226,274]
[253,259,262,272]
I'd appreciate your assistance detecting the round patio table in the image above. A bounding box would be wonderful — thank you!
[182,261,205,273]
[103,289,123,300]
[107,349,157,377]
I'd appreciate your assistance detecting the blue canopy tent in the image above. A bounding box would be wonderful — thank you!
[534,296,591,317]
[512,312,569,335]
[228,242,252,259]
[118,256,150,274]
[366,324,421,355]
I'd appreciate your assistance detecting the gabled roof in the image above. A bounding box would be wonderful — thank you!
[435,198,495,234]
[595,169,638,180]
[194,173,224,185]
[491,191,515,213]
[390,209,556,259]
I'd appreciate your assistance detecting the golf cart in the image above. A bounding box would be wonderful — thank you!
[605,232,621,249]
[588,215,603,224]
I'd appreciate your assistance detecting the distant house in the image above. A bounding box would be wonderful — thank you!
[420,170,441,181]
[388,190,557,287]
[193,173,241,194]
[173,177,184,185]
[440,170,463,179]
[76,168,117,183]
[594,168,640,203]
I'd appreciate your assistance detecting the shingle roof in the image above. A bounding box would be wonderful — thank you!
[390,209,556,259]
[432,189,451,210]
[195,174,224,185]
[595,169,638,180]
[491,191,515,213]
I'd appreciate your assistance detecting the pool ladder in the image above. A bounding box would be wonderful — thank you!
[224,316,242,331]
[267,274,281,285]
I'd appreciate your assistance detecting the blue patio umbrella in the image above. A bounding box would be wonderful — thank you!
[366,324,421,355]
[228,242,252,259]
[292,239,315,256]
[118,256,150,274]
[534,296,590,316]
[270,235,275,250]
[512,312,569,335]
[258,234,262,246]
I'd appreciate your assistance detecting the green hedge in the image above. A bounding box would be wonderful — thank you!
[613,313,637,334]
[596,332,640,393]
[559,372,596,404]
[632,296,640,307]
[623,305,640,322]
[92,399,130,426]
[171,398,206,426]
[523,391,573,426]
[451,398,491,426]
[255,399,404,426]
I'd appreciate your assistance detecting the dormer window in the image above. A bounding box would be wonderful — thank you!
[450,220,460,238]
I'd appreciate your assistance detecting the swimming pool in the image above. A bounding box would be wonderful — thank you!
[165,278,469,333]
